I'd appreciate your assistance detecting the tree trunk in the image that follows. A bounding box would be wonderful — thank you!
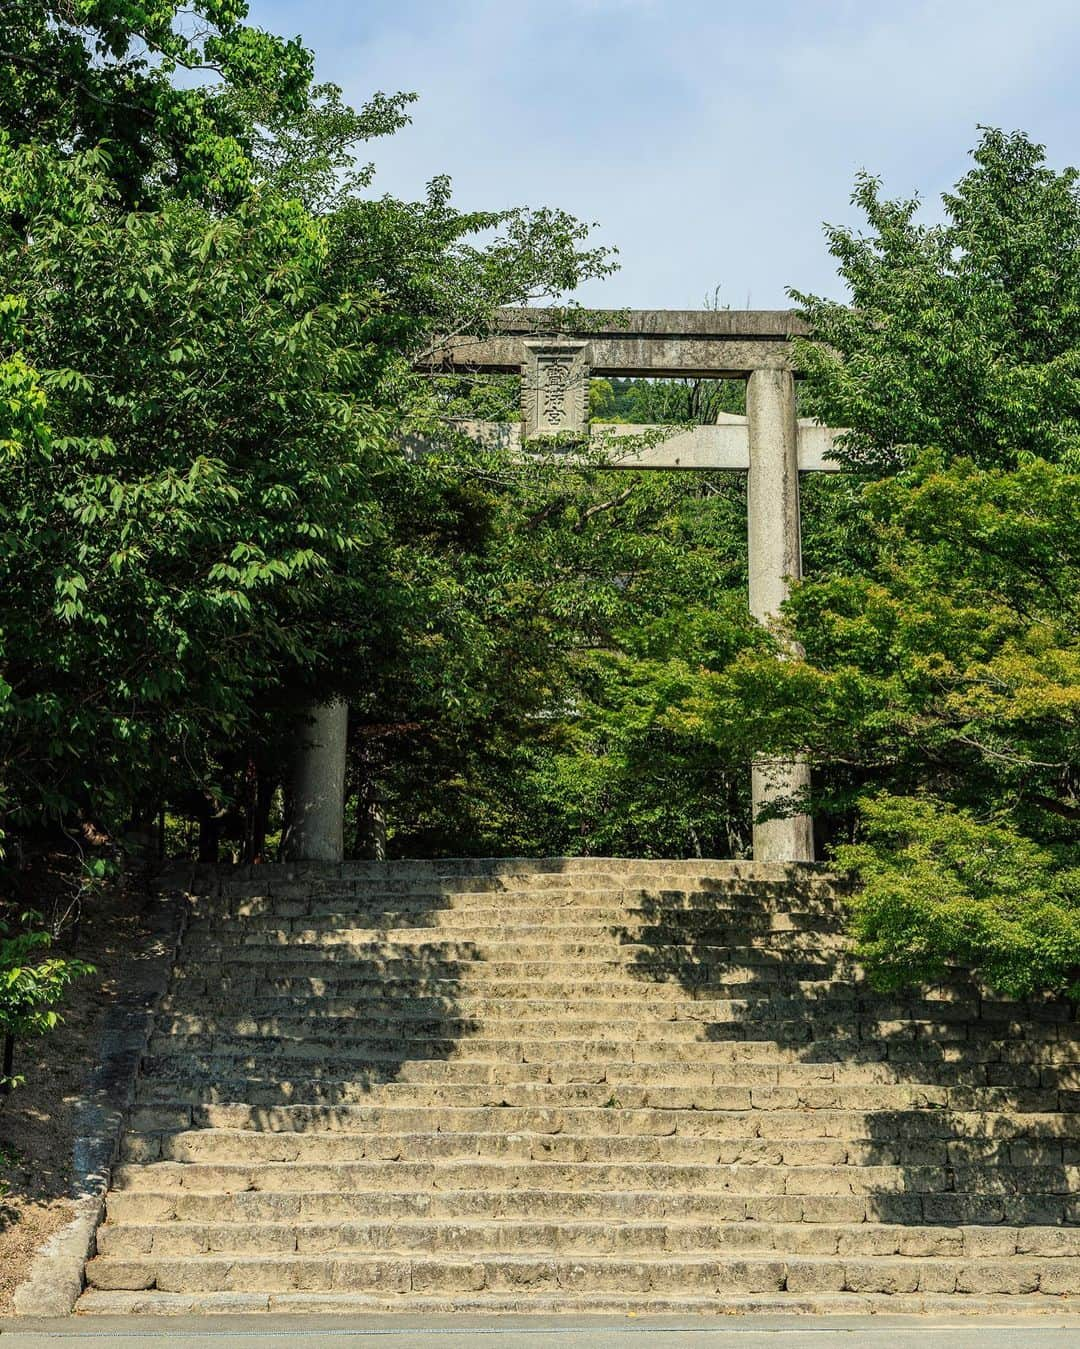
[197,797,220,864]
[246,770,276,864]
[1,1033,15,1096]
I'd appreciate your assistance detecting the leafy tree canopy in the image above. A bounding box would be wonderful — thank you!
[0,2,616,853]
[717,128,1080,995]
[794,128,1080,473]
[0,1,320,203]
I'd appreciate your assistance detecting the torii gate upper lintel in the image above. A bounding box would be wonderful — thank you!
[288,310,842,866]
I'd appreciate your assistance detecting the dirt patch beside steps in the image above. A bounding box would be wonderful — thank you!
[0,870,175,1314]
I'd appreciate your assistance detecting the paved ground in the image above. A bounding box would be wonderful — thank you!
[2,1317,1080,1348]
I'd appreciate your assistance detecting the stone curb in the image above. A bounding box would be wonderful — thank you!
[11,887,190,1318]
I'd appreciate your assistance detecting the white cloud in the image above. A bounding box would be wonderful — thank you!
[249,0,1080,307]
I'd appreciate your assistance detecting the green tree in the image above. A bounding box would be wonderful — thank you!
[0,914,93,1094]
[794,128,1080,473]
[0,0,314,203]
[704,128,1080,995]
[0,8,616,855]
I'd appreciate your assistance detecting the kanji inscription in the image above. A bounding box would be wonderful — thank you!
[522,340,590,439]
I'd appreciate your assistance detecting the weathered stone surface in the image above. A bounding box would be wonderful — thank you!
[428,308,809,377]
[442,419,842,473]
[284,699,348,864]
[77,859,1080,1315]
[521,340,590,439]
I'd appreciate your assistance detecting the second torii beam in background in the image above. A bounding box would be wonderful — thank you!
[438,417,842,473]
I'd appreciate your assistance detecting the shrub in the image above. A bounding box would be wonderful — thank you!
[0,914,94,1094]
[836,794,1080,999]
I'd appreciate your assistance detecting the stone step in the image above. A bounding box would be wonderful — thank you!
[110,1157,1080,1198]
[153,1004,1005,1039]
[182,928,850,954]
[141,1032,1069,1072]
[126,1103,1080,1141]
[82,1249,1080,1296]
[151,1008,846,1036]
[149,1008,993,1041]
[94,1216,1080,1260]
[191,905,845,931]
[178,932,851,956]
[155,990,915,1018]
[160,987,1066,1041]
[205,876,840,905]
[133,1067,1080,1108]
[199,894,842,921]
[72,1288,1080,1316]
[104,1185,1080,1228]
[168,971,869,997]
[117,1127,1080,1169]
[132,1054,1073,1089]
[140,1051,1071,1089]
[188,894,841,918]
[148,1016,774,1045]
[204,858,838,886]
[173,958,853,986]
[196,886,844,908]
[131,1064,1016,1107]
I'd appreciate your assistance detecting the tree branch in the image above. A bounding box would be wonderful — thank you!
[1029,793,1080,822]
[572,484,636,533]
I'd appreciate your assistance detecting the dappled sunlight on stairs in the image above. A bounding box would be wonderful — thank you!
[77,859,1080,1316]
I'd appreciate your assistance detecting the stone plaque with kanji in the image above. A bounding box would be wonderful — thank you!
[521,340,591,439]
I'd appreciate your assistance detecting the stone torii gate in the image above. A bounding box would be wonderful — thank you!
[287,309,842,865]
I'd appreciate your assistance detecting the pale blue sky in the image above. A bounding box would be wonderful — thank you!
[247,0,1080,308]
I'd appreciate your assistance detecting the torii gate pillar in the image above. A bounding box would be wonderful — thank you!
[746,368,815,862]
[284,699,348,864]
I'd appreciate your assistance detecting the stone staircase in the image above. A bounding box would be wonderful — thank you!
[78,858,1080,1315]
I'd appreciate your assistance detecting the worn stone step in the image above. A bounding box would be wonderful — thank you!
[148,1014,846,1043]
[191,906,845,932]
[110,1156,1080,1198]
[204,906,845,932]
[82,1249,1080,1296]
[156,992,880,1020]
[149,994,1005,1039]
[173,962,853,991]
[151,998,986,1025]
[71,1288,1080,1316]
[178,931,851,957]
[133,1071,1078,1112]
[141,1032,1069,1076]
[202,877,841,909]
[168,972,867,998]
[182,932,851,959]
[142,1038,915,1070]
[162,986,1069,1043]
[166,1057,1060,1089]
[104,1184,1080,1228]
[125,1102,1080,1142]
[201,857,838,885]
[150,1014,983,1046]
[94,1216,1080,1260]
[187,902,843,922]
[197,895,842,921]
[130,1062,1012,1107]
[193,891,845,915]
[118,1126,1080,1169]
[149,1014,1003,1052]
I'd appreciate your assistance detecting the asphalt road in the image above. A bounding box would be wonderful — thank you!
[3,1317,1080,1348]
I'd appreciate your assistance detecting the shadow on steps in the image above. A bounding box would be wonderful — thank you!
[615,872,1080,1234]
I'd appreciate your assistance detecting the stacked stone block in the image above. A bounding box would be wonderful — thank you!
[78,859,1080,1314]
